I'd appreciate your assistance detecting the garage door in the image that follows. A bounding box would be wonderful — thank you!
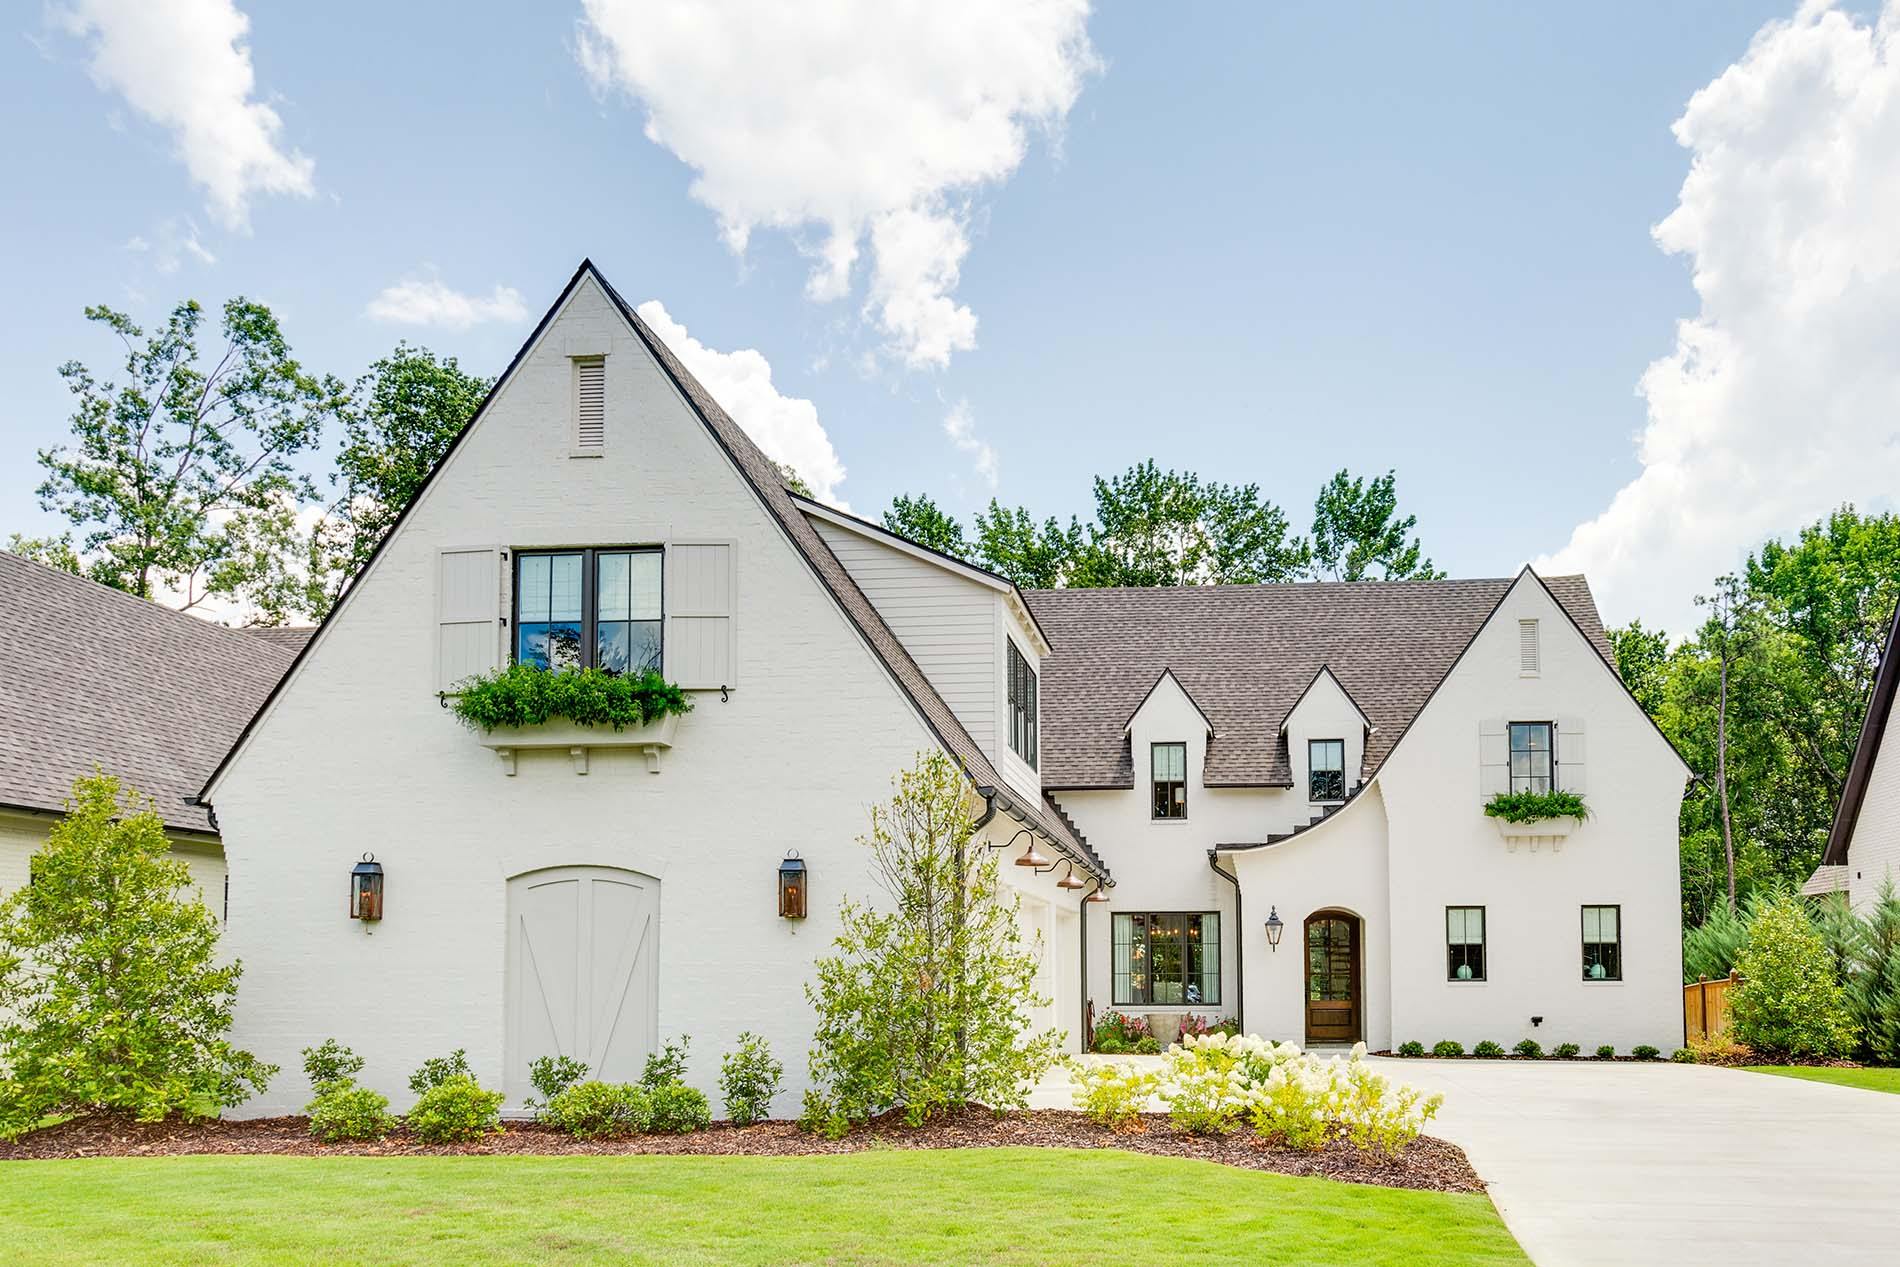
[504,866,658,1103]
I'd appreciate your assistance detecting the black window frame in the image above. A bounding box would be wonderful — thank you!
[1508,721,1555,793]
[1111,911,1221,1007]
[1151,742,1187,819]
[1582,904,1622,982]
[1006,640,1038,769]
[511,546,664,675]
[1308,738,1346,802]
[1446,905,1486,982]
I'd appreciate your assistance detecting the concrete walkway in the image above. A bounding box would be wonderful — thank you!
[1032,1055,1900,1266]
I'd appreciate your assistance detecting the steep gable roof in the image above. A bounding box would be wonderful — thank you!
[1027,572,1616,789]
[1823,599,1900,866]
[0,552,301,833]
[198,261,1105,880]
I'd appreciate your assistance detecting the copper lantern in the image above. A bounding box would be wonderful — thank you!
[350,853,384,925]
[778,852,807,919]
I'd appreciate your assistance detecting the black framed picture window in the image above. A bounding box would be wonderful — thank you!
[1446,906,1486,981]
[515,547,662,674]
[1112,912,1220,1006]
[1152,743,1187,819]
[1509,722,1554,793]
[1309,738,1346,802]
[1582,905,1622,981]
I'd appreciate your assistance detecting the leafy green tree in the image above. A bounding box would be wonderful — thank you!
[972,500,1084,589]
[32,298,346,623]
[1309,469,1443,581]
[1728,889,1855,1058]
[5,533,83,576]
[1608,620,1673,717]
[0,774,274,1138]
[802,752,1063,1135]
[882,493,972,560]
[1849,880,1900,1065]
[776,463,813,497]
[1069,461,1308,587]
[314,343,491,610]
[1681,894,1755,983]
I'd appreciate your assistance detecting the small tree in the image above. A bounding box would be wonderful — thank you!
[0,775,274,1137]
[1849,880,1900,1065]
[803,752,1064,1134]
[1729,890,1854,1058]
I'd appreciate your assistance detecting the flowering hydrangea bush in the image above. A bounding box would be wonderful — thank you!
[1071,1062,1159,1129]
[1076,1032,1444,1156]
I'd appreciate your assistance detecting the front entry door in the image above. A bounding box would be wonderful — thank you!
[1304,912,1360,1044]
[504,866,658,1104]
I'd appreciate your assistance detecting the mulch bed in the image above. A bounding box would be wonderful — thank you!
[0,1108,1484,1194]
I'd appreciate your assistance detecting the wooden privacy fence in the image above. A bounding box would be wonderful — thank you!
[1684,971,1742,1044]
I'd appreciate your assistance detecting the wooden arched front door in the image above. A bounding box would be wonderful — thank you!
[1304,911,1361,1044]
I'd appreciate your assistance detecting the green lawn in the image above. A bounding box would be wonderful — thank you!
[1743,1065,1900,1094]
[0,1147,1526,1266]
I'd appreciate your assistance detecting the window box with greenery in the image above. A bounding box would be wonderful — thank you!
[449,663,693,774]
[1483,789,1589,848]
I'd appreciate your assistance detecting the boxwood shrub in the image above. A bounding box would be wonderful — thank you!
[647,1082,712,1134]
[1513,1039,1543,1059]
[407,1077,504,1143]
[1473,1040,1506,1058]
[1397,1041,1426,1058]
[544,1081,652,1139]
[309,1085,395,1143]
[1553,1042,1581,1059]
[1431,1040,1464,1058]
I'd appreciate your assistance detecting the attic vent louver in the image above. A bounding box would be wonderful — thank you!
[574,357,606,449]
[1519,619,1540,675]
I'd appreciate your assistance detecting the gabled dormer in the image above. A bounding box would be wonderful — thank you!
[1281,665,1371,807]
[1123,668,1215,820]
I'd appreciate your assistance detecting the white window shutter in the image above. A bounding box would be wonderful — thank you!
[1519,619,1540,675]
[666,543,734,689]
[574,357,606,450]
[1558,717,1586,793]
[1479,718,1509,797]
[438,548,501,691]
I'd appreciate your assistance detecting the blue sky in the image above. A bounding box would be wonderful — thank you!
[6,2,1897,632]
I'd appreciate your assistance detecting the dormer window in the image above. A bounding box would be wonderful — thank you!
[1006,641,1038,768]
[1152,742,1187,819]
[1308,739,1345,802]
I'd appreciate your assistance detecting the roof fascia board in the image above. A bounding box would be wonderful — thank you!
[1824,599,1900,865]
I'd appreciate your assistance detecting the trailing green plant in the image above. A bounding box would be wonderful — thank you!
[1397,1041,1425,1058]
[1071,1063,1158,1129]
[647,1082,712,1134]
[527,1055,590,1117]
[1595,1045,1616,1059]
[1512,1039,1542,1059]
[1553,1043,1581,1059]
[1631,1045,1661,1061]
[308,1085,395,1143]
[1431,1040,1464,1058]
[1849,879,1900,1064]
[543,1081,651,1139]
[406,1077,503,1144]
[0,775,275,1139]
[1729,889,1854,1058]
[1483,789,1589,825]
[720,1032,783,1126]
[301,1040,366,1093]
[641,1036,691,1092]
[408,1050,474,1096]
[1472,1041,1506,1058]
[802,753,1064,1136]
[450,664,691,733]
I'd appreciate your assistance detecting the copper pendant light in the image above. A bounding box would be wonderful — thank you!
[1015,837,1053,868]
[1057,861,1086,890]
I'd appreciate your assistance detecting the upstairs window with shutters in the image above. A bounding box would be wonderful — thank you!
[573,357,606,453]
[1007,640,1038,769]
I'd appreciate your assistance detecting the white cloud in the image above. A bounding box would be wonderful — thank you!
[56,0,314,230]
[1539,2,1900,632]
[637,300,848,506]
[365,276,528,331]
[942,400,999,489]
[124,218,217,274]
[575,0,1098,370]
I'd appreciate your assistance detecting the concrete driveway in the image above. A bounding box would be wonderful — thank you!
[1371,1057,1900,1267]
[1036,1056,1900,1266]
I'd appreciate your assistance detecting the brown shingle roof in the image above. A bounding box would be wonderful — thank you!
[1025,573,1614,789]
[0,552,300,833]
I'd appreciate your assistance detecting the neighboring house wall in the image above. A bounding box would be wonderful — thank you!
[208,275,1082,1117]
[0,809,226,923]
[1376,576,1685,1052]
[1848,732,1900,911]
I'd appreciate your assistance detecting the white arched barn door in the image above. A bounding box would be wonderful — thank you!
[504,866,659,1104]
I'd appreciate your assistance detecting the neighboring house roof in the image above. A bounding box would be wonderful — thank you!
[1802,864,1850,896]
[1027,573,1616,789]
[0,552,301,834]
[198,260,1106,882]
[1822,599,1900,867]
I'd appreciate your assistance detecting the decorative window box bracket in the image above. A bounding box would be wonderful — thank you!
[476,713,681,776]
[1494,817,1576,853]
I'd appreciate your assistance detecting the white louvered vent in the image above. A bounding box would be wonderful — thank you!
[1519,619,1540,676]
[574,357,606,450]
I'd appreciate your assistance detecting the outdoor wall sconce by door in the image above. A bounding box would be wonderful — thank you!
[1264,905,1284,952]
[350,853,384,929]
[778,851,807,919]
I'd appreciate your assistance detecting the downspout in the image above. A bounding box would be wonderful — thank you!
[1208,849,1243,1035]
[1081,882,1098,1046]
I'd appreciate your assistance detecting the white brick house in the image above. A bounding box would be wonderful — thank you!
[1806,602,1900,910]
[184,260,1689,1115]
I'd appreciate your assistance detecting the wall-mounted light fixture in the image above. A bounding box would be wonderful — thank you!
[350,854,384,929]
[1264,905,1284,952]
[778,851,807,919]
[1057,861,1086,891]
